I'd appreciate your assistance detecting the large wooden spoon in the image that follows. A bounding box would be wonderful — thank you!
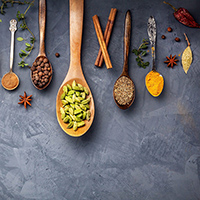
[56,0,95,137]
[113,10,135,109]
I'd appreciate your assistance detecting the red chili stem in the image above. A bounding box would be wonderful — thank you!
[184,33,191,46]
[163,1,178,12]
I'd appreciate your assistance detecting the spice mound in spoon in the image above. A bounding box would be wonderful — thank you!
[31,56,52,89]
[1,72,19,90]
[113,76,135,106]
[145,70,164,97]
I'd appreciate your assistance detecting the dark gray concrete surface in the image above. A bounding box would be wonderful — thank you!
[0,0,200,199]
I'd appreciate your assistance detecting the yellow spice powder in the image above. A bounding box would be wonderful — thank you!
[145,70,164,97]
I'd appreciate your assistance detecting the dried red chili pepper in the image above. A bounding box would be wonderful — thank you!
[163,1,200,28]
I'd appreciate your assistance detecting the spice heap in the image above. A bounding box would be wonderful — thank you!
[145,71,164,97]
[113,76,135,105]
[31,57,52,88]
[60,80,91,131]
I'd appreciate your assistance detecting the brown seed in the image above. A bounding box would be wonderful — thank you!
[39,57,43,62]
[161,35,166,39]
[37,61,41,66]
[44,78,48,83]
[40,62,44,67]
[48,72,52,76]
[34,80,38,85]
[44,70,49,75]
[55,53,60,57]
[39,83,43,87]
[37,66,42,72]
[39,72,43,77]
[47,67,50,71]
[45,63,49,68]
[42,82,46,85]
[35,76,39,81]
[43,58,48,63]
[31,66,36,71]
[33,62,37,67]
[167,27,172,32]
[175,37,180,42]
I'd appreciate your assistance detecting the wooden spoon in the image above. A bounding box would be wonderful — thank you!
[113,10,135,109]
[2,19,19,91]
[30,0,53,90]
[56,0,95,137]
[145,16,164,97]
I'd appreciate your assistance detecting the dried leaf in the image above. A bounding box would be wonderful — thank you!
[182,46,192,74]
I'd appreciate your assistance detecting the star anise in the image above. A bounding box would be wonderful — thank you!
[164,54,179,68]
[18,91,32,109]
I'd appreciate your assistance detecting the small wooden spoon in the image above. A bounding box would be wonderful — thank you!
[2,19,19,91]
[145,16,164,97]
[56,0,95,137]
[31,0,52,90]
[113,10,135,109]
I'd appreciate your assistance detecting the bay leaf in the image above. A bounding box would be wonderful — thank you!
[182,46,192,74]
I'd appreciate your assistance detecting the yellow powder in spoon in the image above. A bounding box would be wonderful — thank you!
[145,71,164,97]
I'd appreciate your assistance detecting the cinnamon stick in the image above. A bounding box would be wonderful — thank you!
[92,15,113,69]
[95,8,117,67]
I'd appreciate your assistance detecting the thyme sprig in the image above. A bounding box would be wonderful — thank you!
[132,39,150,69]
[0,0,28,15]
[16,0,35,67]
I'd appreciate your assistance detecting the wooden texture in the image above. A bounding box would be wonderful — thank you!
[92,15,113,69]
[56,0,95,137]
[95,8,117,67]
[113,10,135,110]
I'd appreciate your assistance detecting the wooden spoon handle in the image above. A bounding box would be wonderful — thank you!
[39,0,46,56]
[122,10,131,76]
[69,0,84,69]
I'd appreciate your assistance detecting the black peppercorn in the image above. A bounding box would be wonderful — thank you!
[55,53,60,57]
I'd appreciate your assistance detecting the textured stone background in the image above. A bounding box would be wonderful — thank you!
[0,0,200,199]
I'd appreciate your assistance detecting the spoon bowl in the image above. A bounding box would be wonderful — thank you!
[2,71,19,90]
[56,0,95,137]
[31,0,52,90]
[113,10,135,109]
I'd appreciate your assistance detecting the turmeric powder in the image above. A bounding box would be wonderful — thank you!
[145,70,164,97]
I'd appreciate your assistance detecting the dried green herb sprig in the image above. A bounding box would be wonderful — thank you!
[132,39,150,69]
[16,0,35,67]
[0,0,28,15]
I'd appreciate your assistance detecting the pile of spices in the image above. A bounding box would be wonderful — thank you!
[1,72,19,90]
[31,57,52,88]
[145,71,164,97]
[60,80,91,131]
[113,76,134,105]
[163,1,200,28]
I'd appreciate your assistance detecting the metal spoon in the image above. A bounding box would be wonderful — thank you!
[113,10,135,109]
[1,19,19,91]
[56,0,95,137]
[30,0,52,90]
[145,16,164,97]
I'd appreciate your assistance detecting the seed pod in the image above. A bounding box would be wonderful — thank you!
[60,92,66,100]
[67,122,74,129]
[76,113,83,118]
[78,84,84,91]
[67,84,72,90]
[73,122,78,131]
[72,86,81,91]
[65,96,74,104]
[81,92,86,99]
[63,116,70,123]
[82,111,86,120]
[81,97,91,105]
[72,80,77,88]
[60,107,65,115]
[63,86,68,93]
[64,105,70,113]
[84,87,89,95]
[80,104,87,111]
[69,107,74,115]
[77,121,85,127]
[62,100,69,106]
[76,91,81,97]
[68,90,75,95]
[74,109,82,115]
[86,110,91,121]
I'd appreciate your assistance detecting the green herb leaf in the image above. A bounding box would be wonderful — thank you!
[132,49,139,55]
[144,62,150,66]
[17,37,24,41]
[140,44,148,49]
[25,42,31,47]
[0,19,2,22]
[141,51,147,56]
